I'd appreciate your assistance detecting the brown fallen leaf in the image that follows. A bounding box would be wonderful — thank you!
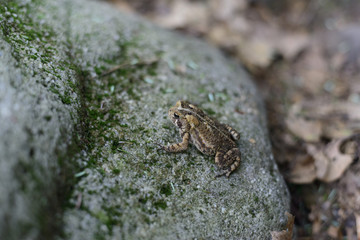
[322,120,353,139]
[308,195,340,240]
[338,161,360,213]
[271,212,294,240]
[322,139,354,182]
[286,100,360,142]
[345,226,357,240]
[288,154,316,184]
[311,215,322,235]
[210,0,247,21]
[285,116,322,142]
[107,0,134,13]
[208,23,244,48]
[306,144,329,180]
[289,135,358,183]
[306,138,354,182]
[275,32,309,60]
[237,37,276,69]
[150,1,209,33]
[233,18,309,70]
[327,225,340,239]
[304,101,360,122]
[356,213,360,240]
[294,43,328,95]
[338,159,360,240]
[324,25,360,73]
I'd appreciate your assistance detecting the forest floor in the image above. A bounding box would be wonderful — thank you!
[104,0,360,239]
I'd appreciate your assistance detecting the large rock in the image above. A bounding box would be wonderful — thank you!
[0,2,79,239]
[0,0,290,239]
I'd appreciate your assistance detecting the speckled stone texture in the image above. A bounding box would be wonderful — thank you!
[0,0,290,239]
[0,1,78,239]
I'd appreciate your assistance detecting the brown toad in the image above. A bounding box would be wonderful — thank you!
[161,100,241,177]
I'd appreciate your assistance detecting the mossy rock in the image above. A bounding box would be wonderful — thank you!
[0,0,290,239]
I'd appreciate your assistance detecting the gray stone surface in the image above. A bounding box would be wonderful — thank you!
[0,2,79,239]
[0,0,290,239]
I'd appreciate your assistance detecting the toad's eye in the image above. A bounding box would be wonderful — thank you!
[173,113,179,119]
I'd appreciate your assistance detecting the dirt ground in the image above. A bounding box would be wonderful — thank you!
[103,0,360,239]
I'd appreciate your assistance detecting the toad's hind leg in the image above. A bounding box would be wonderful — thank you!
[215,148,241,177]
[224,124,240,141]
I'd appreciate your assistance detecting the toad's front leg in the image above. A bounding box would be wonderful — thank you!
[162,132,190,152]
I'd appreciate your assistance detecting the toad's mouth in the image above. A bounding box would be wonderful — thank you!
[175,119,182,128]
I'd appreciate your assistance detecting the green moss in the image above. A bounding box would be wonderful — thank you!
[98,168,106,176]
[0,1,73,109]
[139,196,148,204]
[153,199,167,210]
[204,108,216,116]
[111,140,120,152]
[126,87,140,100]
[94,210,109,224]
[111,168,120,175]
[109,186,120,194]
[159,184,172,196]
[94,232,107,240]
[94,66,105,75]
[60,92,72,105]
[124,187,139,196]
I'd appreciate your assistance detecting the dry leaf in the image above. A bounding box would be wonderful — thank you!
[312,217,322,235]
[338,161,360,212]
[271,212,294,240]
[322,139,354,182]
[234,20,309,70]
[307,138,354,182]
[295,44,328,94]
[322,120,353,139]
[324,25,360,73]
[307,144,329,179]
[290,135,358,183]
[228,16,250,33]
[327,225,340,239]
[356,213,360,240]
[108,0,134,13]
[275,32,309,60]
[338,158,360,239]
[286,100,360,142]
[345,226,356,240]
[151,1,209,32]
[285,116,322,142]
[237,38,275,69]
[285,102,322,142]
[208,23,244,48]
[210,0,247,21]
[306,101,360,122]
[288,154,316,184]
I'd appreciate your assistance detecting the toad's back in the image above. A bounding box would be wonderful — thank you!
[189,117,237,156]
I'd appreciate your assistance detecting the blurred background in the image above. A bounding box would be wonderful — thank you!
[101,0,360,239]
